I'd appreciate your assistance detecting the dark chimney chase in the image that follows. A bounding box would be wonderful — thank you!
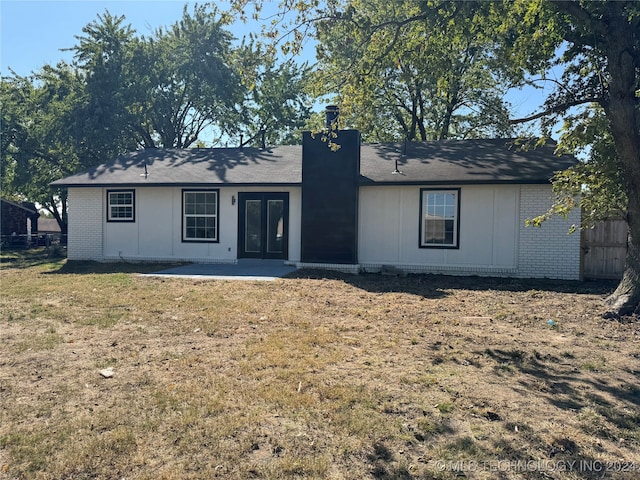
[301,106,360,264]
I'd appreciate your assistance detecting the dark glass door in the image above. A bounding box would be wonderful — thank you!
[238,193,289,259]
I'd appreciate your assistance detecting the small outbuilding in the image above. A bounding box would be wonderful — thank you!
[1,198,39,247]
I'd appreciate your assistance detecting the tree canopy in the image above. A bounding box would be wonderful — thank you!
[1,3,312,234]
[503,0,639,316]
[0,64,87,231]
[309,0,513,142]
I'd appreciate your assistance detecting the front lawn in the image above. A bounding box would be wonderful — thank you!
[1,251,638,479]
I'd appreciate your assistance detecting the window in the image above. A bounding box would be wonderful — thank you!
[107,190,135,222]
[420,189,460,248]
[182,189,219,242]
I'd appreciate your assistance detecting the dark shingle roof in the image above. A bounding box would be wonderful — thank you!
[1,198,38,214]
[360,139,576,185]
[51,138,576,187]
[51,147,303,187]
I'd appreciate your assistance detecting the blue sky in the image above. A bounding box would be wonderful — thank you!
[1,0,549,128]
[1,1,193,76]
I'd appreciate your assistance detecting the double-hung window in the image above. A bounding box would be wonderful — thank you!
[182,189,219,242]
[420,188,460,248]
[107,190,135,222]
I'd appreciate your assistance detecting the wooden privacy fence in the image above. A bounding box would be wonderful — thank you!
[581,218,628,280]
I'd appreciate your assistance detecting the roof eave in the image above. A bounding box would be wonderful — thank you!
[358,179,552,186]
[0,198,39,214]
[52,179,552,188]
[50,181,302,188]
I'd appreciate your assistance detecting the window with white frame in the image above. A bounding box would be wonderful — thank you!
[420,188,460,248]
[182,189,219,242]
[107,190,135,222]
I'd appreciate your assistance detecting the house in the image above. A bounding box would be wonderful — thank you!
[1,198,39,247]
[51,123,581,280]
[33,217,63,246]
[37,218,62,236]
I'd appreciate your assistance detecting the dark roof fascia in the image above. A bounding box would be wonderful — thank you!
[56,179,551,188]
[358,178,552,186]
[54,182,302,189]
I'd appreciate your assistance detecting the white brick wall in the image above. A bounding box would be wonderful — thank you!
[517,185,581,280]
[67,188,104,261]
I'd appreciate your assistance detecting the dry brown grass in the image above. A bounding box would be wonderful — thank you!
[1,249,639,479]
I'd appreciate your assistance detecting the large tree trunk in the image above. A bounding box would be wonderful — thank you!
[601,3,640,318]
[605,192,640,317]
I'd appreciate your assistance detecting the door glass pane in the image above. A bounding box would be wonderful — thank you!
[267,200,284,253]
[245,200,262,253]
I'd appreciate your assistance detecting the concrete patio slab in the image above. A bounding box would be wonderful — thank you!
[142,259,297,281]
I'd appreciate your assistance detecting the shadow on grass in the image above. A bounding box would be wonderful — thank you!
[44,260,186,275]
[369,394,633,479]
[369,429,615,479]
[288,269,617,298]
[4,250,618,298]
[0,248,66,269]
[368,442,413,479]
[2,249,184,274]
[482,347,640,450]
[286,269,453,298]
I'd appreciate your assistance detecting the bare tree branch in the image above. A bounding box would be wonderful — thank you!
[509,96,602,124]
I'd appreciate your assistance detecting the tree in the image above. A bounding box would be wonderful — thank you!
[501,0,639,317]
[143,4,248,147]
[308,0,513,142]
[2,4,313,235]
[0,64,87,233]
[231,0,640,317]
[71,5,312,150]
[72,11,141,159]
[528,107,627,232]
[230,39,313,147]
[72,6,243,150]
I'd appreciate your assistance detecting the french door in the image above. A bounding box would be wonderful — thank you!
[238,192,289,259]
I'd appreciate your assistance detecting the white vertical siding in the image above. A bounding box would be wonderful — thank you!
[287,188,302,262]
[358,187,403,263]
[358,185,520,275]
[358,184,580,279]
[167,188,234,262]
[492,187,520,267]
[359,184,580,279]
[67,188,104,261]
[98,186,301,263]
[138,188,174,256]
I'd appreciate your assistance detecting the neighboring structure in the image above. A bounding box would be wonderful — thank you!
[35,217,63,246]
[37,218,62,236]
[0,198,39,247]
[51,127,581,280]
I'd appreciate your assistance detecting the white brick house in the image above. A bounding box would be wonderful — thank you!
[52,134,581,280]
